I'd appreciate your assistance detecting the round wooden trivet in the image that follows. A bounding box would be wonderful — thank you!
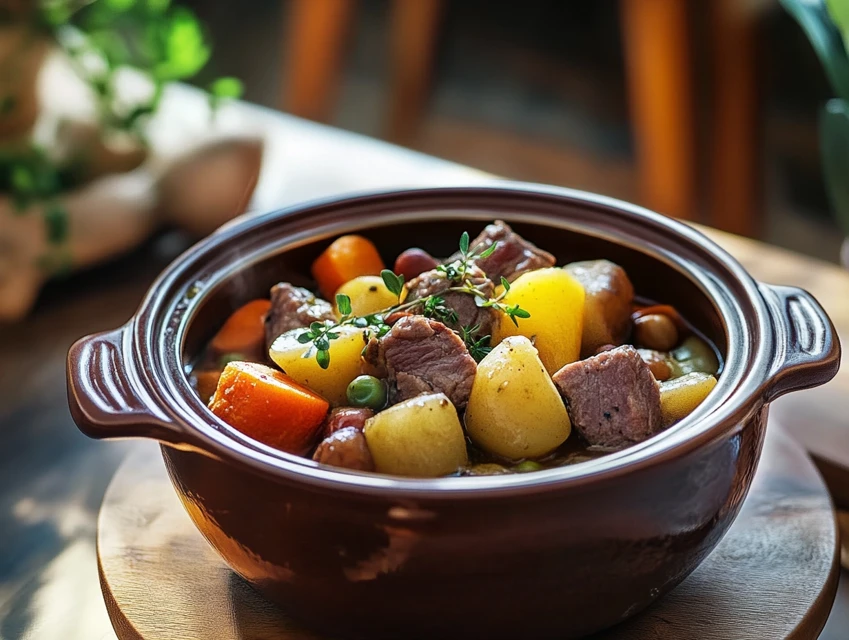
[97,424,838,640]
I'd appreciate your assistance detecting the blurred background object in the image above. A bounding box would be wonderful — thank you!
[0,0,256,321]
[183,0,844,260]
[779,0,849,266]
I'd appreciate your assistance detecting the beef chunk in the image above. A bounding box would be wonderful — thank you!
[563,260,634,357]
[313,427,375,471]
[322,407,374,438]
[265,283,334,349]
[552,345,662,449]
[377,315,477,408]
[361,336,388,378]
[463,220,555,282]
[405,266,497,337]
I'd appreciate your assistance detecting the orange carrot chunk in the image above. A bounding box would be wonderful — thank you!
[209,362,329,454]
[311,235,385,300]
[210,299,271,356]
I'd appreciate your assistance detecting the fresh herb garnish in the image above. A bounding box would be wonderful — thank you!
[422,295,459,325]
[381,269,405,297]
[461,324,493,362]
[336,293,352,316]
[296,232,530,368]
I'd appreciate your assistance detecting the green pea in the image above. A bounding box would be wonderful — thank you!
[346,375,387,409]
[514,460,543,473]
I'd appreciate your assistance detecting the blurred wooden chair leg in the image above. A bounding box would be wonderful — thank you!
[709,0,760,237]
[386,0,442,145]
[620,0,696,221]
[281,0,354,122]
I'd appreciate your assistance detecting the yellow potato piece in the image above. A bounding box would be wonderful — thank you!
[491,268,585,374]
[269,326,365,406]
[364,393,469,477]
[465,336,571,460]
[659,372,718,425]
[334,275,398,318]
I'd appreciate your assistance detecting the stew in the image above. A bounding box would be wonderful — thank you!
[189,221,722,478]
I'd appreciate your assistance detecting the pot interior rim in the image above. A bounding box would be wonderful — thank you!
[132,183,772,497]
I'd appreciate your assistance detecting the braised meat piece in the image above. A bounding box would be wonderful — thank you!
[405,266,497,337]
[313,427,375,471]
[322,407,374,438]
[367,316,477,408]
[563,260,634,357]
[265,283,334,350]
[462,220,555,282]
[552,345,663,449]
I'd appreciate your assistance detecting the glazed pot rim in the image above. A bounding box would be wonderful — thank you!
[76,182,839,498]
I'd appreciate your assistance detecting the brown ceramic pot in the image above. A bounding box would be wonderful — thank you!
[67,185,840,639]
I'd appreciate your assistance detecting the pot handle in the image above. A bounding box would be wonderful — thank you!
[67,323,192,448]
[760,284,841,403]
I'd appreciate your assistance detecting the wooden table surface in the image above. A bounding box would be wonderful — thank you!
[0,83,848,639]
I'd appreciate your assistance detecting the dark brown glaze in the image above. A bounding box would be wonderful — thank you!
[67,185,841,639]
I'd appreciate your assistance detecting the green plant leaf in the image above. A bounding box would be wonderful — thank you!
[43,202,68,244]
[478,242,497,259]
[336,293,352,316]
[209,76,243,99]
[459,231,470,255]
[780,0,849,100]
[316,349,330,370]
[827,0,849,35]
[381,269,404,297]
[105,0,137,11]
[820,98,849,234]
[11,165,35,193]
[153,7,210,81]
[145,0,171,13]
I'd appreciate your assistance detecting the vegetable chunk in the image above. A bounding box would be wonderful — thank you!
[209,362,328,454]
[312,235,385,299]
[364,393,469,477]
[659,372,717,425]
[334,275,398,317]
[466,336,571,460]
[563,260,634,357]
[269,326,366,406]
[210,299,271,357]
[491,267,585,374]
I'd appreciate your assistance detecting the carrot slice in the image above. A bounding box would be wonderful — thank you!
[209,362,329,454]
[311,235,385,300]
[210,299,271,356]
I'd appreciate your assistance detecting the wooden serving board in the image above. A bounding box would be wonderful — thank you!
[97,424,838,640]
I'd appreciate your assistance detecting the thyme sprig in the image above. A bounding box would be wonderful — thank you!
[297,232,530,369]
[460,324,492,362]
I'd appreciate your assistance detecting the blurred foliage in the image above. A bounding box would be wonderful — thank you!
[0,0,243,261]
[781,0,849,234]
[39,0,243,142]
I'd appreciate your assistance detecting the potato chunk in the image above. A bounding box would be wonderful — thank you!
[364,393,468,477]
[659,372,717,425]
[269,326,365,406]
[563,260,634,357]
[466,336,571,460]
[491,267,585,374]
[334,275,398,317]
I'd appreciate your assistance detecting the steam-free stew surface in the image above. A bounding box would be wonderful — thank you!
[189,221,722,478]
